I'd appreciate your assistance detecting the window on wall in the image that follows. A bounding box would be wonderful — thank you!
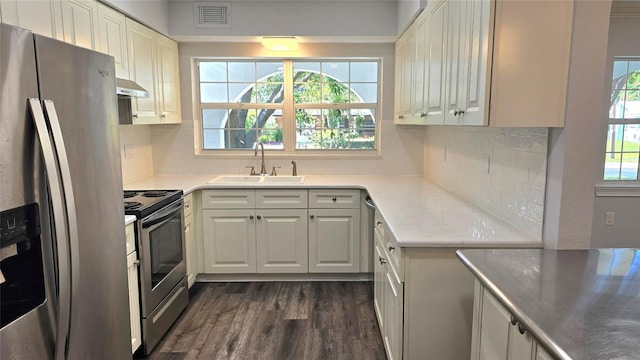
[196,59,380,153]
[604,58,640,181]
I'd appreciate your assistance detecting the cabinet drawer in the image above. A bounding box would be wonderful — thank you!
[201,190,255,209]
[256,190,308,209]
[374,210,386,243]
[183,192,193,217]
[309,189,361,209]
[386,231,403,280]
[125,223,136,255]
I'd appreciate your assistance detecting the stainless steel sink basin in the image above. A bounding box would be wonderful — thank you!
[208,175,305,184]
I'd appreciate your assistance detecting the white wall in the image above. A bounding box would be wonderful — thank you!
[148,41,424,176]
[591,6,640,248]
[100,0,170,35]
[543,0,611,249]
[168,0,396,40]
[424,127,548,239]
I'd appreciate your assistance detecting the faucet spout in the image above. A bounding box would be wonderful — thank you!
[254,142,267,175]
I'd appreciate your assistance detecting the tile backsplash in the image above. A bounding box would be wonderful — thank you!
[119,125,154,185]
[424,126,548,239]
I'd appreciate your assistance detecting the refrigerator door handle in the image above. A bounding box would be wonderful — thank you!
[42,100,81,359]
[28,98,72,360]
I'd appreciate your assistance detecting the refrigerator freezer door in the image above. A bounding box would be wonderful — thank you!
[0,23,57,360]
[33,36,131,358]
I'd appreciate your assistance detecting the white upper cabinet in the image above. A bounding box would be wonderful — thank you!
[394,26,416,124]
[97,3,129,79]
[155,34,182,124]
[126,18,182,125]
[126,18,160,124]
[0,0,64,40]
[60,0,100,51]
[395,0,573,127]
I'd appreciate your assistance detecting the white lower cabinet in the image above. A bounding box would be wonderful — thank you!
[374,216,403,360]
[202,209,256,273]
[125,223,141,354]
[308,208,360,273]
[201,189,313,274]
[256,209,308,273]
[471,280,549,360]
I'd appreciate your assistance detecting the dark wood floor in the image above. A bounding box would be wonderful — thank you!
[137,281,387,360]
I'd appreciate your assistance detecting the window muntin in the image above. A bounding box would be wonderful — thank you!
[197,59,379,152]
[604,58,640,181]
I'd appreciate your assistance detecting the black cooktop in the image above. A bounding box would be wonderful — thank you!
[124,190,183,218]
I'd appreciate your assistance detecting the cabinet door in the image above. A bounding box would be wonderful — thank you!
[425,0,447,125]
[184,213,196,288]
[412,16,428,120]
[1,0,63,40]
[308,208,360,273]
[60,0,100,50]
[202,209,256,273]
[373,242,386,333]
[383,263,404,360]
[479,290,511,359]
[156,34,182,124]
[126,18,159,124]
[444,0,467,125]
[126,251,141,354]
[458,0,491,126]
[97,3,129,79]
[256,209,308,273]
[394,29,415,123]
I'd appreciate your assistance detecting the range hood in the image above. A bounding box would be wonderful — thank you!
[116,78,149,98]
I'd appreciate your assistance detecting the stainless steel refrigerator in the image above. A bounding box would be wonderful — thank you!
[0,23,131,359]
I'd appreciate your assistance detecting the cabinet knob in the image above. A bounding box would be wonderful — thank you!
[518,323,526,335]
[388,245,395,251]
[379,257,386,265]
[132,114,138,118]
[257,215,262,219]
[249,215,254,219]
[420,112,427,118]
[134,260,140,266]
[454,109,466,116]
[310,214,315,219]
[376,221,382,226]
[161,114,166,118]
[332,197,337,202]
[398,115,405,119]
[510,316,517,326]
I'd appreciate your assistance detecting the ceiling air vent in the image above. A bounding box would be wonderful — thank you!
[194,2,231,29]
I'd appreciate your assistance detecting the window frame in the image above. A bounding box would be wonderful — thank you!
[194,58,382,158]
[596,56,640,196]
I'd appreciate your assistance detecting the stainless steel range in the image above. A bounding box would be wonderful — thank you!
[124,190,188,355]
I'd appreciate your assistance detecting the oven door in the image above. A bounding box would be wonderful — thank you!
[138,199,186,317]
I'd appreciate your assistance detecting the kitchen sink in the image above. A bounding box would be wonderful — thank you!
[260,176,305,183]
[208,175,305,184]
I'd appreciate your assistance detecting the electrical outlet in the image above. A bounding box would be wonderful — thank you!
[481,154,490,174]
[605,212,615,226]
[124,145,134,159]
[443,146,447,162]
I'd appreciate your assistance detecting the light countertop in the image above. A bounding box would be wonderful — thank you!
[125,175,541,248]
[457,248,640,360]
[125,215,136,226]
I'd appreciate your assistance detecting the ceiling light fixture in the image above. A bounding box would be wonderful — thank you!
[261,36,299,51]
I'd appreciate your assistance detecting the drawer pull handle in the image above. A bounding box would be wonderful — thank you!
[379,257,386,265]
[310,215,315,219]
[376,221,382,226]
[388,245,395,251]
[332,197,337,202]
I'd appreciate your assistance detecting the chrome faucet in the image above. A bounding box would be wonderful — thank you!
[254,142,267,175]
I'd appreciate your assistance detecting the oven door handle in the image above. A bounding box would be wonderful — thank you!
[142,200,183,229]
